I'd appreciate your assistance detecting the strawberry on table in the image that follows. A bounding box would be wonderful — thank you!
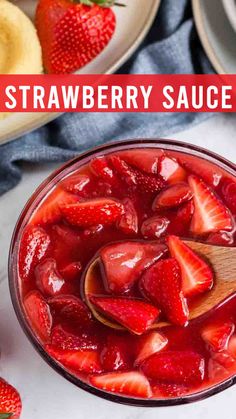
[140,258,189,326]
[168,235,214,297]
[140,351,205,385]
[24,291,52,343]
[46,345,102,374]
[90,371,152,398]
[89,296,159,335]
[0,378,22,419]
[135,331,168,366]
[201,321,235,352]
[18,225,50,281]
[188,175,234,235]
[100,241,167,294]
[61,198,124,227]
[36,0,116,74]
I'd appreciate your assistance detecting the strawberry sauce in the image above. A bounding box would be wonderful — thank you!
[15,146,236,401]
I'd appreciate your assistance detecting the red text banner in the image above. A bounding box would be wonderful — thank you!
[0,74,235,112]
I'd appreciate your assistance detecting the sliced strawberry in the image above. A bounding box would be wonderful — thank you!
[100,241,167,294]
[51,224,81,267]
[89,296,159,335]
[135,331,168,366]
[110,156,165,194]
[35,258,66,296]
[211,351,236,369]
[90,371,152,398]
[158,155,187,184]
[140,258,189,326]
[48,295,93,327]
[220,178,236,214]
[168,235,214,297]
[126,168,165,195]
[31,187,79,225]
[177,200,194,225]
[167,200,194,236]
[59,261,82,281]
[152,383,188,398]
[141,351,205,385]
[61,173,90,195]
[51,324,100,351]
[173,152,223,187]
[90,156,116,184]
[207,231,234,246]
[208,358,229,381]
[117,149,163,174]
[152,183,192,210]
[201,321,235,352]
[188,175,233,235]
[141,216,169,239]
[46,345,102,374]
[61,198,124,227]
[19,225,50,281]
[228,335,236,358]
[100,334,132,372]
[117,198,138,235]
[107,155,136,185]
[24,291,52,343]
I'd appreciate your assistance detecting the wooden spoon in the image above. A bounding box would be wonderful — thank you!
[83,241,236,331]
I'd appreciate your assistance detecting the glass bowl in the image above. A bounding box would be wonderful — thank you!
[8,138,236,407]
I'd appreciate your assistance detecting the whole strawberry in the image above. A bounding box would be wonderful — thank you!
[0,378,22,419]
[36,0,117,73]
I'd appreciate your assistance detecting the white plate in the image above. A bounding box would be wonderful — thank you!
[192,0,236,74]
[0,0,161,144]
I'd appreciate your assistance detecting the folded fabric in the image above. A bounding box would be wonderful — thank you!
[0,0,213,196]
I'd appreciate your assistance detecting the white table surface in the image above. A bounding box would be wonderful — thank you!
[1,113,236,419]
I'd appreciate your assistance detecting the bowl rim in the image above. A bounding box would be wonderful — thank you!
[222,0,236,32]
[8,138,236,407]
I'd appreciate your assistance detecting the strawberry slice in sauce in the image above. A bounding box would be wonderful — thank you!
[188,175,233,235]
[140,258,189,326]
[90,371,152,398]
[100,241,167,294]
[24,291,52,343]
[61,198,124,227]
[19,225,50,281]
[141,351,205,385]
[89,296,159,335]
[168,235,214,297]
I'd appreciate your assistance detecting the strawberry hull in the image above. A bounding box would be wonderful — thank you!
[9,140,236,406]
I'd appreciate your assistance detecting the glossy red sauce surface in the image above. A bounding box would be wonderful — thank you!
[16,147,236,400]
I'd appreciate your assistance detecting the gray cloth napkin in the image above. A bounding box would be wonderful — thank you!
[0,0,212,196]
